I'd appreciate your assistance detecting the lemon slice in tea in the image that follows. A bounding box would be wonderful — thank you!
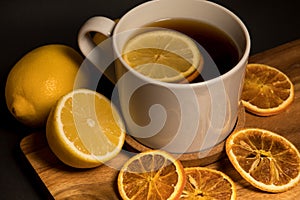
[122,29,203,83]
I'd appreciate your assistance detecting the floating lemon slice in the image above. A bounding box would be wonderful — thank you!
[241,63,294,116]
[46,89,126,168]
[226,128,300,193]
[122,30,203,83]
[118,150,186,200]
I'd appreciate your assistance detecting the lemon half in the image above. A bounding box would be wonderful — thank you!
[46,89,126,168]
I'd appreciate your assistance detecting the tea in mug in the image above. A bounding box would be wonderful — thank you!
[122,18,240,83]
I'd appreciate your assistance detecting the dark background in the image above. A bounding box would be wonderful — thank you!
[0,0,299,199]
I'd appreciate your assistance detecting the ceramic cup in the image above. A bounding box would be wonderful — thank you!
[77,0,250,154]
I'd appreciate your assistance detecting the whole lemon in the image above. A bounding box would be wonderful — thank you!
[5,44,84,127]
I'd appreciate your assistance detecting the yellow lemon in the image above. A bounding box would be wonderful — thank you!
[46,89,126,168]
[5,44,84,127]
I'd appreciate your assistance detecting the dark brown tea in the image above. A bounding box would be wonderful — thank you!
[144,18,240,82]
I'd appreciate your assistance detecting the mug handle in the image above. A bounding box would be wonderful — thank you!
[78,16,117,84]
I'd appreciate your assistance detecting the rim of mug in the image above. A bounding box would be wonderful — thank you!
[113,0,251,88]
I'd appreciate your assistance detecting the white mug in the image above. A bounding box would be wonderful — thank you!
[77,0,251,154]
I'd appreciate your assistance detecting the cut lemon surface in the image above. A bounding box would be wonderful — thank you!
[226,128,300,193]
[117,150,186,200]
[241,63,294,116]
[180,167,236,200]
[122,29,203,83]
[46,89,126,168]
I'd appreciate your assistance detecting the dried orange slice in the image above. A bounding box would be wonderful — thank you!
[226,128,300,193]
[241,63,294,116]
[117,150,186,200]
[180,167,236,200]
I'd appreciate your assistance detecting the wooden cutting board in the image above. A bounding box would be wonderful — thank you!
[20,39,300,199]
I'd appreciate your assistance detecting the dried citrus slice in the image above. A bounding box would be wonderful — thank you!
[226,128,300,193]
[46,89,126,168]
[122,29,203,83]
[180,167,236,200]
[241,63,294,116]
[117,150,186,200]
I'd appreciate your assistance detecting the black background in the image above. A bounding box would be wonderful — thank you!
[0,0,299,199]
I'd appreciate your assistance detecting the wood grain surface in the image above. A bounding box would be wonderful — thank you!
[20,39,300,199]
